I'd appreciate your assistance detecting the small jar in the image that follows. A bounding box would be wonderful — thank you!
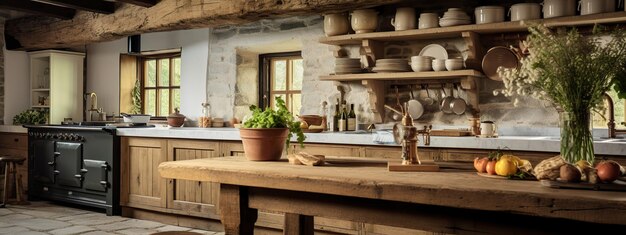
[199,103,211,128]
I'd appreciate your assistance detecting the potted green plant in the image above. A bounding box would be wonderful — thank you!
[13,109,48,125]
[240,96,305,161]
[497,25,626,164]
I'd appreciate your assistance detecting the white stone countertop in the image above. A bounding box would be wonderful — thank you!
[116,127,626,156]
[0,125,28,133]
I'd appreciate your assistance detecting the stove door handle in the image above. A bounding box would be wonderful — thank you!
[100,163,109,188]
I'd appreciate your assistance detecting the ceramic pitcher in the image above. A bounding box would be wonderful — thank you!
[351,9,378,34]
[391,7,416,31]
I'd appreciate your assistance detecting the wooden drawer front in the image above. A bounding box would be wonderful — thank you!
[294,144,361,157]
[364,147,440,161]
[220,141,245,157]
[167,140,220,216]
[0,133,27,149]
[122,138,167,208]
[441,149,488,162]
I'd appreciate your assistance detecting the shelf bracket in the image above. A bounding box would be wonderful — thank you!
[460,76,480,117]
[462,32,485,71]
[361,39,384,67]
[328,45,347,58]
[362,80,385,123]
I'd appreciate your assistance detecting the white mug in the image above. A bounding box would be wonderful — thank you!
[391,7,416,31]
[579,0,607,15]
[480,121,497,137]
[543,0,577,18]
[418,13,439,29]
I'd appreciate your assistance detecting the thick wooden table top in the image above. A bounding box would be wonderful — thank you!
[158,156,626,225]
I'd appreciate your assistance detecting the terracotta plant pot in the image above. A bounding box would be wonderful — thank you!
[239,128,289,161]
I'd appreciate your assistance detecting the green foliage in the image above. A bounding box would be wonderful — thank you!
[13,109,48,125]
[243,96,306,150]
[130,79,142,114]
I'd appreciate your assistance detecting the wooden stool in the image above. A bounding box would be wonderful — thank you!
[0,155,27,207]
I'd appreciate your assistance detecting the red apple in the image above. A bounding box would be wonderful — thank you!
[596,160,621,183]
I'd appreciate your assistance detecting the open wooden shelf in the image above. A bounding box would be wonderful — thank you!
[320,69,483,82]
[32,105,50,108]
[319,11,626,45]
[31,88,50,92]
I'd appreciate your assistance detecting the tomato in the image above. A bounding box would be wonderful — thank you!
[474,157,489,173]
[486,160,497,175]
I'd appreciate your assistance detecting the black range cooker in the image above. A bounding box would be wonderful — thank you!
[25,125,123,215]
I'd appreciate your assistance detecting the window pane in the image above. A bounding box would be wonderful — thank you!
[272,60,287,91]
[291,93,302,116]
[172,89,180,111]
[159,89,170,116]
[172,58,181,86]
[271,94,286,111]
[159,59,170,86]
[146,60,156,87]
[144,89,156,116]
[291,59,303,90]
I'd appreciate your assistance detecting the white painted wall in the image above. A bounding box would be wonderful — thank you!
[86,28,209,118]
[3,49,30,124]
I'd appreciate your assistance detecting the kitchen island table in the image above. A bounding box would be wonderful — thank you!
[158,156,626,234]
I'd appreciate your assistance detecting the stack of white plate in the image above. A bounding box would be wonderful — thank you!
[372,58,411,73]
[335,58,362,74]
[439,8,471,27]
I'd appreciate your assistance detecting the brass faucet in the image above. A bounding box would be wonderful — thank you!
[602,93,626,138]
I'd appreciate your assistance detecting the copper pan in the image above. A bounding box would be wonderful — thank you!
[481,46,522,81]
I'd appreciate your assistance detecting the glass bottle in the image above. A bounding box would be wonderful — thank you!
[338,103,347,132]
[333,99,340,132]
[200,103,211,128]
[347,103,356,131]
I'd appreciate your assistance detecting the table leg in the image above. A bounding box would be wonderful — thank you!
[219,184,258,235]
[283,213,313,235]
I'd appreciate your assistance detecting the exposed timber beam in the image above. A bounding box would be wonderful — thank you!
[115,0,157,8]
[34,0,115,14]
[5,0,408,50]
[0,0,75,20]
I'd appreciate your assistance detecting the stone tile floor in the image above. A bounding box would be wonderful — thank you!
[0,201,223,235]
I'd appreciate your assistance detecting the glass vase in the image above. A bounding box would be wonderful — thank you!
[559,111,595,164]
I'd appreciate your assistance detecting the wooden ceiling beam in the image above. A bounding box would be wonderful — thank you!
[0,0,75,20]
[115,0,157,8]
[5,0,411,50]
[34,0,115,14]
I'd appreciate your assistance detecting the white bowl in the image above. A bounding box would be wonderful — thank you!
[410,61,432,72]
[445,59,464,71]
[432,59,446,71]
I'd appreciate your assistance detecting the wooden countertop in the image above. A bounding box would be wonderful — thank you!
[159,156,626,225]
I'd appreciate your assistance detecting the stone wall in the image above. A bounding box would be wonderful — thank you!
[205,14,560,128]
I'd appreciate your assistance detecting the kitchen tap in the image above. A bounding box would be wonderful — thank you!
[602,93,626,138]
[86,92,99,121]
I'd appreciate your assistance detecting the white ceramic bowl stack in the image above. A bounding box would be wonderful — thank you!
[335,58,362,74]
[372,59,411,73]
[410,56,433,72]
[445,58,464,71]
[432,59,447,71]
[475,6,505,24]
[439,8,471,27]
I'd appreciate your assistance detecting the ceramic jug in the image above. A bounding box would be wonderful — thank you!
[391,7,416,31]
[351,9,378,34]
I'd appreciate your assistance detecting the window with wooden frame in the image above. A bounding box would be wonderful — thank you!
[259,52,303,115]
[141,55,181,117]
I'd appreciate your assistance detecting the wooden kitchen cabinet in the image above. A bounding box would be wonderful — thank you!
[121,137,168,209]
[0,132,28,196]
[166,139,221,219]
[292,143,362,157]
[219,141,245,157]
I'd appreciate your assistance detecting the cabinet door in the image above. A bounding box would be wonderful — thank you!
[364,146,440,161]
[291,143,362,157]
[219,141,245,157]
[167,139,221,218]
[121,137,167,208]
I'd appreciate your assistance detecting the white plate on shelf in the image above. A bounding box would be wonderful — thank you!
[419,44,448,60]
[372,67,410,73]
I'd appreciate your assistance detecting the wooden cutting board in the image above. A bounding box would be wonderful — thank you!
[540,179,626,192]
[430,129,473,137]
